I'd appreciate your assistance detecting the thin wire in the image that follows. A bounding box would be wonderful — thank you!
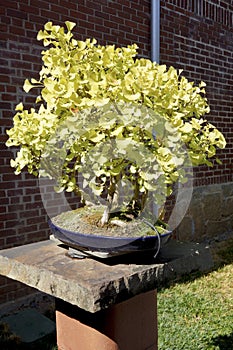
[141,218,161,259]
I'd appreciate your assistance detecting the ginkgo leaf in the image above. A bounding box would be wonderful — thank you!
[44,22,53,31]
[37,30,47,41]
[180,123,193,133]
[65,21,76,32]
[23,79,34,93]
[15,102,24,111]
[123,91,141,101]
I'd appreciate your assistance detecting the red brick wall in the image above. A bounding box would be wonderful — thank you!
[160,0,233,186]
[0,0,232,304]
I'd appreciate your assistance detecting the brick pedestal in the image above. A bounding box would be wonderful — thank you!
[56,290,157,350]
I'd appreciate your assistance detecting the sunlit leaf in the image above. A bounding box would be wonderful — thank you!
[23,79,34,93]
[15,102,24,111]
[65,21,76,32]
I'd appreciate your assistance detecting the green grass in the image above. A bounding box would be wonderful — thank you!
[158,240,233,350]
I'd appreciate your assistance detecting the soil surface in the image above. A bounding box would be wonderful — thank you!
[51,205,161,237]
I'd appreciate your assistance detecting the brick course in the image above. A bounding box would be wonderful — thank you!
[160,0,233,186]
[0,0,232,304]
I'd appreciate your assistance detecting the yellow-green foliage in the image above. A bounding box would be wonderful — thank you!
[6,21,226,208]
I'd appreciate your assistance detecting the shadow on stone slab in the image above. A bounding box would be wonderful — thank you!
[66,238,201,266]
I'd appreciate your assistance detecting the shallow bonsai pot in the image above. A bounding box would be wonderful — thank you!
[48,220,172,258]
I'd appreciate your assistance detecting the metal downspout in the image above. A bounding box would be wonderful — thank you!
[151,0,160,63]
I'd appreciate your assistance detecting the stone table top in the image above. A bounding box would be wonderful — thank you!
[0,239,213,313]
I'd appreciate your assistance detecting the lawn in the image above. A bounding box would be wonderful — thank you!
[158,239,233,350]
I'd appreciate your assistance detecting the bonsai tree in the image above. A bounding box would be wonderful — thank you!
[6,21,226,229]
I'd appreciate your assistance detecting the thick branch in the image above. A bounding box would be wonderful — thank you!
[100,175,119,226]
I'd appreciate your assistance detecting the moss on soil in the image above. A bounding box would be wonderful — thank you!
[51,205,160,237]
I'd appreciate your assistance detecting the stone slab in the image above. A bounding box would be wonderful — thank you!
[0,239,213,313]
